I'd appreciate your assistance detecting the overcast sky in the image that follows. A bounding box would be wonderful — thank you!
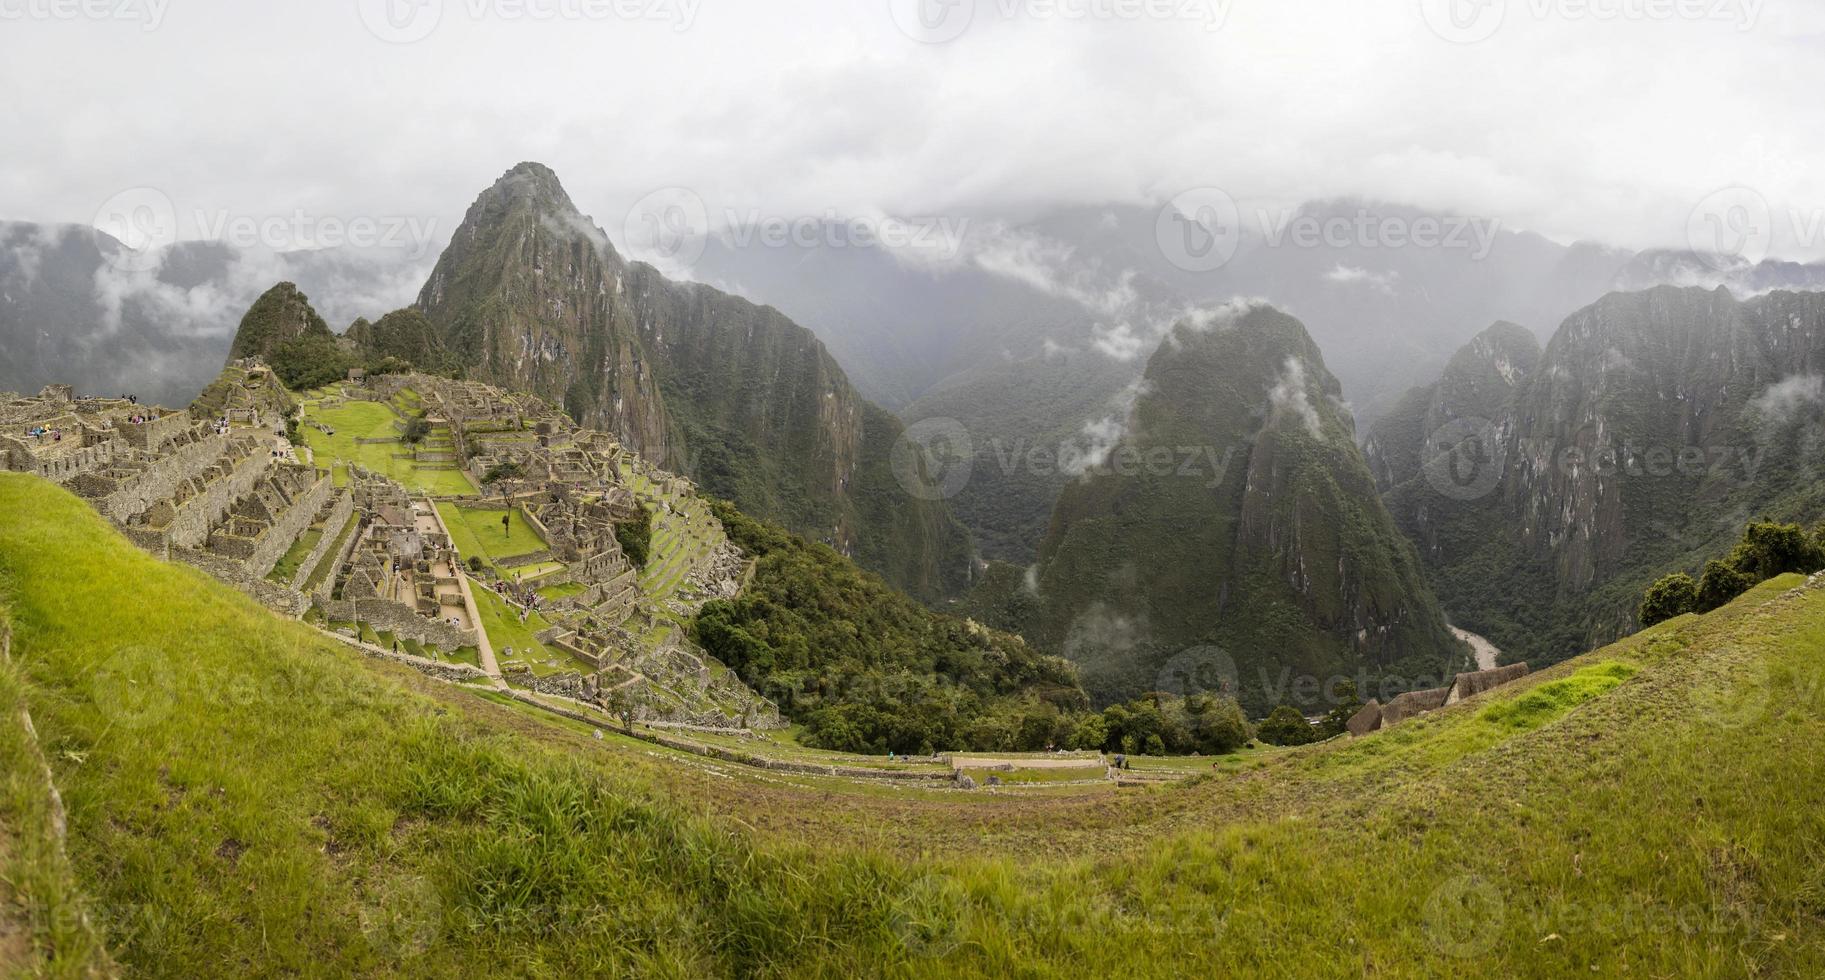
[3,0,1823,261]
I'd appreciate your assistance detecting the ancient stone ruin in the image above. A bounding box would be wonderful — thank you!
[1346,663,1532,736]
[3,366,781,731]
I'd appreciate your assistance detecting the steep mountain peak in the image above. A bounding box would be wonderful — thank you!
[495,161,578,208]
[412,164,973,600]
[1011,304,1463,709]
[227,281,331,364]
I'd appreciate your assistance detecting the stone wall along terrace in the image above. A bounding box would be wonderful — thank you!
[289,491,356,590]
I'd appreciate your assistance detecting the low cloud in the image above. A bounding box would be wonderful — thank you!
[1268,357,1323,439]
[1062,378,1153,476]
[1062,600,1149,666]
[1749,374,1825,424]
[1323,264,1398,294]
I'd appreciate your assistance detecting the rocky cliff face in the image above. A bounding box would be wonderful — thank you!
[1369,286,1825,665]
[415,164,672,457]
[414,163,972,601]
[996,303,1465,710]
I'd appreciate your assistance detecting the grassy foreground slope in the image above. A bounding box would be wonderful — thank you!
[2,471,1824,976]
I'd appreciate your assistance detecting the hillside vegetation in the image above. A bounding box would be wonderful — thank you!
[3,472,1824,976]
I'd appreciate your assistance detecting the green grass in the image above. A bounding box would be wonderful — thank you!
[299,397,475,496]
[469,584,587,678]
[1478,661,1639,731]
[537,582,588,601]
[265,527,323,585]
[0,613,116,977]
[4,472,1825,976]
[434,502,546,565]
[301,511,358,594]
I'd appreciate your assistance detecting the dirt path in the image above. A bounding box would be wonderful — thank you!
[1450,626,1501,671]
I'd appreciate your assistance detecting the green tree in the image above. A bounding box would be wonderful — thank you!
[615,508,654,568]
[1727,521,1823,580]
[1696,560,1754,612]
[1314,680,1364,739]
[1640,572,1699,626]
[481,461,525,486]
[1069,714,1109,751]
[1257,705,1316,746]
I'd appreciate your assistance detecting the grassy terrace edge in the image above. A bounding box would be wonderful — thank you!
[1,471,1823,976]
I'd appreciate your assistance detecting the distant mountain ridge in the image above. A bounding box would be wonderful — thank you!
[1368,285,1825,666]
[0,220,429,404]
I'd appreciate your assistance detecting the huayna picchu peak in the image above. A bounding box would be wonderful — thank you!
[408,163,973,602]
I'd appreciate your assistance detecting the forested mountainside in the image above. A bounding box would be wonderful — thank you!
[969,303,1466,711]
[1369,285,1825,666]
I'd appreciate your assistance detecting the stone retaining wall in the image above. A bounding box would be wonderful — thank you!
[169,548,311,617]
[313,595,477,650]
[324,631,492,684]
[117,412,192,452]
[311,511,365,601]
[95,431,231,523]
[157,448,274,551]
[289,490,355,589]
[243,472,335,580]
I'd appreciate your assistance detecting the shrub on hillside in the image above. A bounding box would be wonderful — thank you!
[694,498,1089,755]
[1637,519,1825,626]
[270,332,355,390]
[614,508,653,569]
[1727,521,1824,580]
[1640,572,1699,626]
[1314,680,1364,739]
[1696,560,1755,612]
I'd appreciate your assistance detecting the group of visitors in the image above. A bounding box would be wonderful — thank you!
[23,425,62,443]
[497,578,547,621]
